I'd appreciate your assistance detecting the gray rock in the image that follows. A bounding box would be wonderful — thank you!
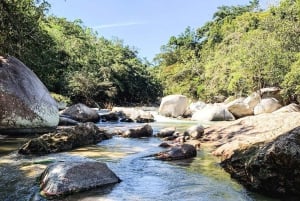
[136,111,155,123]
[192,104,235,121]
[99,111,119,122]
[157,127,176,138]
[59,115,79,126]
[227,98,251,118]
[184,125,204,139]
[40,161,120,197]
[62,103,100,123]
[0,56,59,134]
[159,95,188,118]
[254,98,282,115]
[155,144,197,161]
[122,124,153,138]
[19,122,109,155]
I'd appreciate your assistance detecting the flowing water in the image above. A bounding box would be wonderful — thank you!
[0,117,279,201]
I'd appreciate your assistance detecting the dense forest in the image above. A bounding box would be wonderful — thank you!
[0,0,162,107]
[155,0,300,103]
[0,0,300,106]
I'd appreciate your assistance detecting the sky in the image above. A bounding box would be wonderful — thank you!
[46,0,272,61]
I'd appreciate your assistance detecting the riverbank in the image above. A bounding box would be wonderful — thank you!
[200,112,300,198]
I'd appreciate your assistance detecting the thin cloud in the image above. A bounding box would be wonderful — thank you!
[92,22,145,29]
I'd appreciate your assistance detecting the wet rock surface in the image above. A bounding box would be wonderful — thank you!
[121,124,153,138]
[19,122,109,155]
[61,103,100,123]
[40,160,121,197]
[155,144,197,161]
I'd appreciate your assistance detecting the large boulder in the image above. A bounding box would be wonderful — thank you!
[40,160,120,197]
[159,95,188,118]
[191,104,235,121]
[122,124,153,138]
[0,56,59,134]
[155,144,197,161]
[61,103,100,123]
[221,126,300,197]
[254,98,282,115]
[226,98,253,118]
[227,93,261,118]
[19,122,109,155]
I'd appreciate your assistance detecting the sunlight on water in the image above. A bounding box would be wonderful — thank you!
[0,118,281,201]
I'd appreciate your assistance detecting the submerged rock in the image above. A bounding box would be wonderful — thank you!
[40,160,120,197]
[19,122,109,155]
[155,144,197,161]
[0,56,59,134]
[61,103,100,123]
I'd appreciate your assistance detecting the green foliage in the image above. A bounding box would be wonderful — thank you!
[0,0,162,106]
[155,0,300,103]
[50,93,71,104]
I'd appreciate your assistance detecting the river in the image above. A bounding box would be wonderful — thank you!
[0,117,279,201]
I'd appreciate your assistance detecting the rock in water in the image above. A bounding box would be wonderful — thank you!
[61,103,100,123]
[19,122,109,155]
[159,95,188,118]
[155,144,197,161]
[122,124,153,138]
[40,161,121,197]
[0,56,59,134]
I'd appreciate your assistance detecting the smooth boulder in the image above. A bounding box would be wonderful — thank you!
[155,144,197,160]
[19,122,109,155]
[254,98,282,115]
[192,104,235,121]
[122,124,153,138]
[40,161,120,197]
[0,56,59,134]
[61,103,100,123]
[159,95,188,118]
[157,127,176,138]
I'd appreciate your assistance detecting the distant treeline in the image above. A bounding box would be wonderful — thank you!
[1,0,299,106]
[154,0,300,103]
[0,0,162,106]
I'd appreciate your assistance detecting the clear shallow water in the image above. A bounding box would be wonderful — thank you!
[0,119,279,201]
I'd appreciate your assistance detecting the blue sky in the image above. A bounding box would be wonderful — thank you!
[47,0,271,61]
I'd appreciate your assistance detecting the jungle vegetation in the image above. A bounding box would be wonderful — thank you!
[1,0,299,105]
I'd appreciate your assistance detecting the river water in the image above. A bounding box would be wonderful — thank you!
[0,117,279,201]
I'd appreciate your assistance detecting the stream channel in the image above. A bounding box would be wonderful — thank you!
[0,115,280,201]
